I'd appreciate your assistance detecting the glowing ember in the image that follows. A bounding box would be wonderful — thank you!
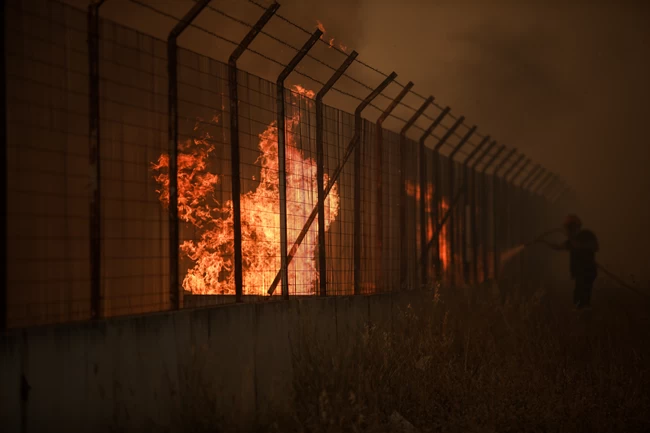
[405,181,450,271]
[152,86,340,296]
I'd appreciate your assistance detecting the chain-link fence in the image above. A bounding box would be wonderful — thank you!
[1,0,568,328]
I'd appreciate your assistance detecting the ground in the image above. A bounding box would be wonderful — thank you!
[278,282,650,433]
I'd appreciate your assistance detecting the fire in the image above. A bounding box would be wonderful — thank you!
[405,181,450,271]
[291,84,315,99]
[152,85,340,296]
[316,20,348,52]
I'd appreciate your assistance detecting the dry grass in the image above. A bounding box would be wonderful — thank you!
[284,283,650,433]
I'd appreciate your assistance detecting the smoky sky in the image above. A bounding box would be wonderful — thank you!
[61,0,649,280]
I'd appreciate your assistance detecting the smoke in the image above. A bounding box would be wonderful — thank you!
[499,244,526,271]
[354,0,650,281]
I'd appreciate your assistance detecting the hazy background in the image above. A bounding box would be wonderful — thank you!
[355,1,650,284]
[62,0,649,283]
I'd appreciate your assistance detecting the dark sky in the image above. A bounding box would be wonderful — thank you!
[64,0,650,281]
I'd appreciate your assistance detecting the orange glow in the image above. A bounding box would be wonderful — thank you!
[291,85,315,99]
[152,85,340,296]
[405,180,450,271]
[316,20,348,52]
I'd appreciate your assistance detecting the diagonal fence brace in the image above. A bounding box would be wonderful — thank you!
[267,72,398,296]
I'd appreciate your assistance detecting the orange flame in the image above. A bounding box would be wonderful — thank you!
[316,20,348,52]
[405,181,450,271]
[152,85,339,296]
[291,85,315,99]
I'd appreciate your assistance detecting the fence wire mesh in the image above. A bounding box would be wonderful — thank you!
[3,0,562,328]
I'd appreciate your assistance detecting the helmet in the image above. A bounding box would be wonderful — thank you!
[563,214,582,230]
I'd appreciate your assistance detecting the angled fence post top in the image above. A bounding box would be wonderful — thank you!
[278,29,322,85]
[168,0,211,43]
[463,135,490,167]
[526,167,546,190]
[520,163,541,187]
[479,143,504,172]
[401,97,435,135]
[356,72,398,118]
[229,3,279,65]
[434,115,464,152]
[510,159,531,183]
[88,0,107,13]
[419,107,449,143]
[449,125,476,160]
[534,171,554,195]
[378,82,413,126]
[504,155,527,180]
[494,148,517,175]
[316,51,359,101]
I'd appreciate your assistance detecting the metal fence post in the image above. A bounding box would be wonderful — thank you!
[459,136,489,284]
[534,171,554,196]
[266,71,397,296]
[477,143,504,281]
[167,0,211,310]
[432,114,461,282]
[510,159,530,184]
[509,160,532,288]
[493,150,518,280]
[417,109,449,287]
[460,136,491,284]
[376,82,413,291]
[540,175,559,199]
[520,164,540,188]
[277,29,322,299]
[526,168,546,192]
[0,0,6,330]
[229,3,278,302]
[355,74,398,294]
[547,178,564,202]
[522,166,544,269]
[503,156,526,281]
[398,97,434,289]
[447,125,475,286]
[88,0,107,319]
[316,51,358,296]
